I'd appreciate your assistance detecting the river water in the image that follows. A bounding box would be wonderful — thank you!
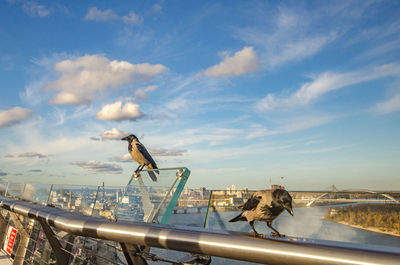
[153,205,400,264]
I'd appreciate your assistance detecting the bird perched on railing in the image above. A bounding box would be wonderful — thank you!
[229,188,294,237]
[121,134,159,181]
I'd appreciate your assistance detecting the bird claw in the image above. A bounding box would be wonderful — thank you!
[270,232,285,238]
[250,231,264,238]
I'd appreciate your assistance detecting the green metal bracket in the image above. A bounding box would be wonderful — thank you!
[203,190,213,228]
[160,168,190,224]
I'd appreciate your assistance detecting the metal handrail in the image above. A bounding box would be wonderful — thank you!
[1,196,399,265]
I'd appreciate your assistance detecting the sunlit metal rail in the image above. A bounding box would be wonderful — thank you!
[1,196,400,265]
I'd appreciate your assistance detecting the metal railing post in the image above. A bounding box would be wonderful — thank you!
[0,213,7,249]
[39,221,71,265]
[203,191,213,228]
[9,213,33,265]
[46,184,53,205]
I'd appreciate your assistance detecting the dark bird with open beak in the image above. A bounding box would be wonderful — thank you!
[121,134,159,182]
[229,188,294,237]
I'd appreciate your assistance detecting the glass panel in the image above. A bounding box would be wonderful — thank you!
[114,167,189,223]
[47,184,101,216]
[2,180,25,199]
[0,179,9,196]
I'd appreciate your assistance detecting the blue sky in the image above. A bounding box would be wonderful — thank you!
[1,0,399,190]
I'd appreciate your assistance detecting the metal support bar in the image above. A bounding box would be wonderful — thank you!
[1,196,400,265]
[203,191,213,228]
[179,253,212,265]
[64,234,75,260]
[40,240,52,265]
[120,242,148,265]
[9,212,32,265]
[0,213,8,248]
[39,220,71,265]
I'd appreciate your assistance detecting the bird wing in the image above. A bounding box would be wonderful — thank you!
[136,143,159,173]
[242,195,261,211]
[261,190,274,208]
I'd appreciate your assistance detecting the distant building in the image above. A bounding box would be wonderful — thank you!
[199,187,209,197]
[121,197,130,204]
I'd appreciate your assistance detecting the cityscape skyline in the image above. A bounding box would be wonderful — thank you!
[0,1,400,190]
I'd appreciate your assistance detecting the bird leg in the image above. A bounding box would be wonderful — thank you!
[267,221,284,238]
[135,165,146,174]
[133,165,144,179]
[134,165,141,173]
[249,221,263,237]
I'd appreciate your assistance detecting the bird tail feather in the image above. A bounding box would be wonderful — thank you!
[229,214,246,222]
[146,165,160,175]
[148,171,158,182]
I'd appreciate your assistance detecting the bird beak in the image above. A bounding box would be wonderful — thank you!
[285,206,294,216]
[121,136,128,141]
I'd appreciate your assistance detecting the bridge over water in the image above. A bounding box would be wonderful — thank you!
[173,189,400,213]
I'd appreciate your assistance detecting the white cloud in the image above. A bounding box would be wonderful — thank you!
[286,145,349,154]
[268,35,335,67]
[72,160,122,174]
[27,169,42,172]
[1,55,14,70]
[18,152,47,159]
[108,153,133,163]
[204,46,260,78]
[135,85,157,101]
[84,7,118,22]
[359,38,400,61]
[96,101,143,121]
[22,1,51,17]
[257,64,400,111]
[122,11,143,25]
[277,9,298,28]
[0,107,33,128]
[45,55,167,105]
[151,3,162,14]
[195,167,247,174]
[85,7,143,25]
[149,148,187,156]
[0,168,8,176]
[100,128,130,140]
[166,97,187,110]
[234,8,336,68]
[179,127,243,146]
[20,79,48,105]
[373,91,400,115]
[246,115,334,139]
